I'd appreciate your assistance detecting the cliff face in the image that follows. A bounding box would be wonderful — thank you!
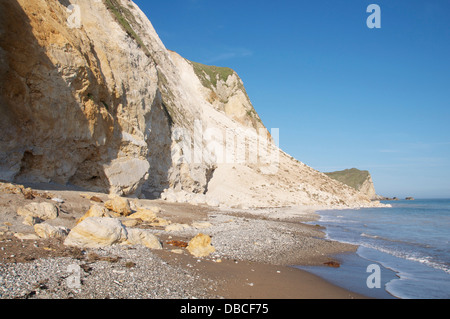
[0,0,380,208]
[188,59,265,131]
[325,168,378,200]
[359,175,378,201]
[0,0,163,196]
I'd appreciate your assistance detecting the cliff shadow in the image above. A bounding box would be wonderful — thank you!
[0,0,124,194]
[142,89,173,199]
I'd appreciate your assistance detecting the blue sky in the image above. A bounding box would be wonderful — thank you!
[134,0,450,198]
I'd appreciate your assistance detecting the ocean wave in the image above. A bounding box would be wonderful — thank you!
[359,232,434,250]
[359,243,450,274]
[404,256,450,275]
[317,201,450,298]
[360,233,379,239]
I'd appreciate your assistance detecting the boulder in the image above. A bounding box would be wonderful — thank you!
[34,223,69,239]
[17,202,58,221]
[104,196,132,216]
[149,218,171,227]
[125,228,162,250]
[77,205,113,224]
[64,217,128,248]
[121,218,140,227]
[104,158,150,196]
[128,207,158,222]
[14,233,40,240]
[187,233,215,258]
[22,215,42,226]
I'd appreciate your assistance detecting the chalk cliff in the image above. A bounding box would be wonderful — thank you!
[325,168,378,200]
[0,0,381,208]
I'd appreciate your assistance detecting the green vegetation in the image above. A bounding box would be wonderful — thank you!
[104,0,150,57]
[246,108,260,119]
[191,61,235,90]
[190,60,263,127]
[324,168,370,191]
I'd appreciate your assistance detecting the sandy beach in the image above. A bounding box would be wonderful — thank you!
[0,182,367,299]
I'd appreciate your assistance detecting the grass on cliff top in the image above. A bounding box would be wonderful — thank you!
[104,0,150,57]
[191,61,235,90]
[190,60,264,127]
[324,168,370,191]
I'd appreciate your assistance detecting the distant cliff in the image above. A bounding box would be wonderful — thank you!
[325,168,378,200]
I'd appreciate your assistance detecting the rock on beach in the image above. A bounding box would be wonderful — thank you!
[64,217,128,249]
[187,234,215,258]
[17,202,59,221]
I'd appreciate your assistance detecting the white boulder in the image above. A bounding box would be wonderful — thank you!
[64,217,128,248]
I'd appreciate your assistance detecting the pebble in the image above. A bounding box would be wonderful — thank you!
[0,245,217,299]
[0,206,339,299]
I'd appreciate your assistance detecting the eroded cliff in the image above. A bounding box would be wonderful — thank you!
[0,0,381,208]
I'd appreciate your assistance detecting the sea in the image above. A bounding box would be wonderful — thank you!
[297,199,450,299]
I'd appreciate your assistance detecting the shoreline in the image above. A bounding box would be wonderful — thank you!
[0,182,372,299]
[309,200,450,300]
[296,206,400,299]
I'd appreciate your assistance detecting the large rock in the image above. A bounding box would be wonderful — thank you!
[64,216,162,250]
[64,217,128,248]
[124,228,162,250]
[77,205,113,224]
[17,202,58,221]
[22,215,42,226]
[127,207,158,222]
[104,196,132,217]
[104,158,150,195]
[14,233,40,240]
[34,223,69,239]
[187,234,215,258]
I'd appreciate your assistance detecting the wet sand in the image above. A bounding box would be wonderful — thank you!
[155,249,368,299]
